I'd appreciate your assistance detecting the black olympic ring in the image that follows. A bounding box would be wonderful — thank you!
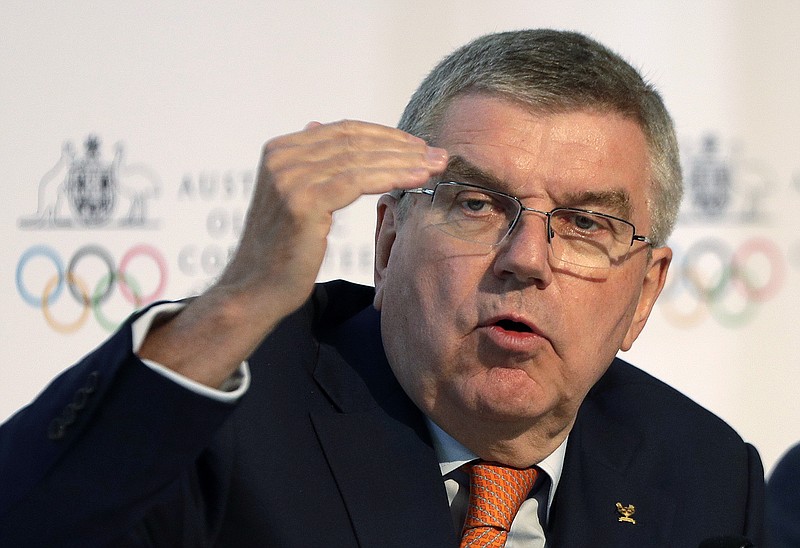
[16,243,168,333]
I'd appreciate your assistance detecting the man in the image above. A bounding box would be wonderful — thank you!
[0,29,763,547]
[767,442,800,546]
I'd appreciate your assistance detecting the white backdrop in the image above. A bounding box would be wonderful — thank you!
[3,0,799,474]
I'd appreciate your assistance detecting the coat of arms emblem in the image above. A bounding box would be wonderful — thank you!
[66,136,119,225]
[18,134,160,229]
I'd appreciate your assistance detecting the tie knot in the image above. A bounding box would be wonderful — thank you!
[460,461,538,547]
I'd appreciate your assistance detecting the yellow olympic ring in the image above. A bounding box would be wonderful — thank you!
[17,243,169,333]
[658,236,786,328]
[658,275,709,328]
[42,273,92,334]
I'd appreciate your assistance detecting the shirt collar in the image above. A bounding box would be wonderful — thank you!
[426,417,568,511]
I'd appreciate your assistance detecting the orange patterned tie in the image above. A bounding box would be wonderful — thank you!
[460,461,539,548]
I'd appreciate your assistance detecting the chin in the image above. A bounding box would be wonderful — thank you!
[470,391,548,423]
[479,403,544,422]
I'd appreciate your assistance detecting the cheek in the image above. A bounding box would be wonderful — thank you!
[387,254,476,344]
[387,227,487,318]
[559,275,641,365]
[380,238,445,353]
[380,234,490,382]
[379,263,453,410]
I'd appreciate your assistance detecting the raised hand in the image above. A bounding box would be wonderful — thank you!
[139,120,447,387]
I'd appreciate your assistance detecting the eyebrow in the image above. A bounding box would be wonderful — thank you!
[442,155,507,190]
[558,189,633,219]
[441,154,634,219]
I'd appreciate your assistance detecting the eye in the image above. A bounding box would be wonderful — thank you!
[572,213,601,232]
[464,198,488,212]
[553,210,615,238]
[455,191,501,216]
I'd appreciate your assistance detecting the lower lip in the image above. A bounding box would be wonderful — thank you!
[480,325,544,352]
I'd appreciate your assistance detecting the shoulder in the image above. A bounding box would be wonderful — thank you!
[768,442,800,498]
[767,442,800,544]
[564,358,764,546]
[582,357,748,453]
[311,280,377,326]
[771,442,800,482]
[262,280,375,344]
[575,358,763,516]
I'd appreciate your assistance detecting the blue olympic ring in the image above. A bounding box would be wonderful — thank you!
[15,243,168,333]
[16,245,65,307]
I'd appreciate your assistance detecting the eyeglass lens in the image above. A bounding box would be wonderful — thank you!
[427,183,634,269]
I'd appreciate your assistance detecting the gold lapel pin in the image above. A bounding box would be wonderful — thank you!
[615,502,636,524]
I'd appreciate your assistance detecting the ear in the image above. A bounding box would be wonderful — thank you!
[373,194,399,310]
[621,246,672,351]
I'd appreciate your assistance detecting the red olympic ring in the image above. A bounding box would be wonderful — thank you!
[117,244,169,305]
[16,243,168,333]
[659,236,786,328]
[731,237,785,302]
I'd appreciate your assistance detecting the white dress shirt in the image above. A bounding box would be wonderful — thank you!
[132,303,249,402]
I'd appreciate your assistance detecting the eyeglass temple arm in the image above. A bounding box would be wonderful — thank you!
[401,188,433,196]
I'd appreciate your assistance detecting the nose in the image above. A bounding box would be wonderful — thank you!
[492,212,553,288]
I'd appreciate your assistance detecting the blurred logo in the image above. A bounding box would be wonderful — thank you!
[18,135,161,229]
[15,135,168,333]
[659,134,787,328]
[660,237,786,328]
[681,134,773,223]
[15,243,168,333]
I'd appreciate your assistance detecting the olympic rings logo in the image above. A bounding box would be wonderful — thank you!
[15,243,168,333]
[658,236,786,328]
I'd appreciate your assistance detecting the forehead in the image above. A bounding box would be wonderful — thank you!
[433,94,652,220]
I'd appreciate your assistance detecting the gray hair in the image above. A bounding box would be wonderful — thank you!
[396,29,682,247]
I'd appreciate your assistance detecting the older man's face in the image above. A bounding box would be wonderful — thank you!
[374,93,671,449]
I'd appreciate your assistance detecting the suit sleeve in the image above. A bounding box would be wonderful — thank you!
[0,317,237,546]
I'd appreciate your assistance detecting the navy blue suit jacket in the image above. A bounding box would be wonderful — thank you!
[766,442,800,547]
[0,281,764,546]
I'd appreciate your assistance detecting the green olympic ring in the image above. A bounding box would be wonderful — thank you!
[19,243,165,333]
[41,269,144,334]
[659,236,785,328]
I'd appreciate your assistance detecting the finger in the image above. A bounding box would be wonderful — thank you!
[319,165,436,206]
[277,119,428,149]
[266,165,434,226]
[268,147,446,205]
[279,146,447,181]
[263,131,447,183]
[263,120,445,181]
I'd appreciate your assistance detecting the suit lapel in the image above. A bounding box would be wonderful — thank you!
[548,395,676,547]
[310,305,458,547]
[310,409,456,546]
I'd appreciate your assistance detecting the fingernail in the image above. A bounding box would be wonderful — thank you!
[426,147,448,164]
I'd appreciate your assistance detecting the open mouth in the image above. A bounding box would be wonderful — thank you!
[494,319,534,333]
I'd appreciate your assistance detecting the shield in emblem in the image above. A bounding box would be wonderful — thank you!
[66,137,117,225]
[689,136,731,217]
